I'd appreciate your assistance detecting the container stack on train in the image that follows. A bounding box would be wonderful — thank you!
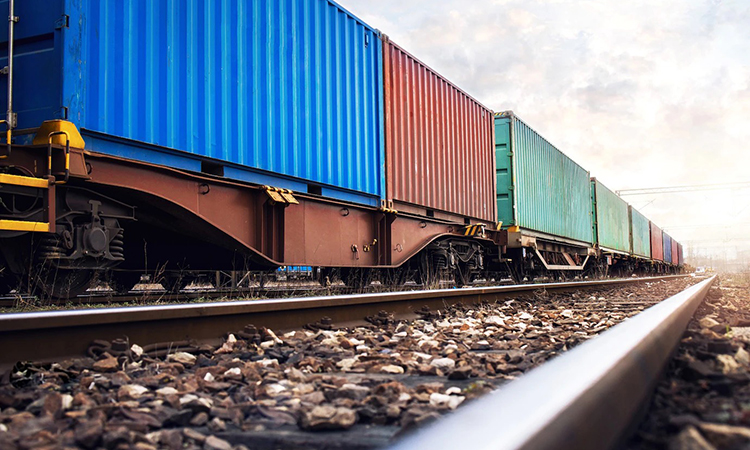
[0,0,682,298]
[492,113,681,279]
[591,178,632,275]
[494,112,595,280]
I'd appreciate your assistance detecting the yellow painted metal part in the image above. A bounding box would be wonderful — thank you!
[463,224,485,237]
[0,173,49,188]
[378,200,398,214]
[279,189,299,205]
[32,120,86,148]
[262,186,298,205]
[507,226,521,232]
[0,220,50,233]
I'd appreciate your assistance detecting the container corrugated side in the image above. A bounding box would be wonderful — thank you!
[663,233,673,264]
[671,239,679,266]
[629,206,651,258]
[3,0,385,204]
[495,113,593,244]
[383,37,496,222]
[650,222,664,262]
[591,179,630,253]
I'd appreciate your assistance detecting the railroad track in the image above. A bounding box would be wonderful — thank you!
[0,284,357,308]
[0,275,688,369]
[392,275,717,450]
[0,279,510,308]
[0,275,710,450]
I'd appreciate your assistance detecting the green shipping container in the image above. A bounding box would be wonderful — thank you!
[495,112,593,245]
[591,179,630,253]
[629,205,651,258]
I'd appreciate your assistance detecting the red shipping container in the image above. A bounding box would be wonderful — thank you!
[671,239,679,265]
[650,222,664,262]
[382,36,496,223]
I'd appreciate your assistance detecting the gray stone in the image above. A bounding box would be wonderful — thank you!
[203,435,232,450]
[299,405,357,430]
[430,358,456,370]
[669,426,717,450]
[698,422,750,448]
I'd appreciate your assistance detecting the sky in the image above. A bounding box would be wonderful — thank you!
[338,0,750,266]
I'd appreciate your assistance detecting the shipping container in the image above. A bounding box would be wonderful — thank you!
[629,205,651,258]
[650,222,664,262]
[663,233,673,264]
[1,0,385,206]
[382,37,496,222]
[495,112,593,244]
[671,239,679,266]
[591,179,630,253]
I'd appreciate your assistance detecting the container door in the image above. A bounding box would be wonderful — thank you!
[0,0,65,130]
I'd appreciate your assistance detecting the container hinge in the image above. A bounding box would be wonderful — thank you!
[55,15,69,29]
[262,185,298,205]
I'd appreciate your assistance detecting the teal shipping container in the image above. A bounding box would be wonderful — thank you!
[495,112,593,245]
[591,179,630,253]
[628,206,651,258]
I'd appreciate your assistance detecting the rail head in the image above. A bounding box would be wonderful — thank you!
[388,275,716,450]
[0,275,688,332]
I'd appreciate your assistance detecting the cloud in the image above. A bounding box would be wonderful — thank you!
[338,0,750,262]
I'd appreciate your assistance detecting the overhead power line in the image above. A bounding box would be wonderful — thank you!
[616,181,750,196]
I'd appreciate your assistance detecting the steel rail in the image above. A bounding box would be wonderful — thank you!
[389,275,716,450]
[0,275,688,370]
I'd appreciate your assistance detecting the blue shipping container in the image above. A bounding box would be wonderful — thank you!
[663,233,673,264]
[0,0,385,206]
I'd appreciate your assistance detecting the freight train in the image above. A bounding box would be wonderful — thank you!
[0,0,683,298]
